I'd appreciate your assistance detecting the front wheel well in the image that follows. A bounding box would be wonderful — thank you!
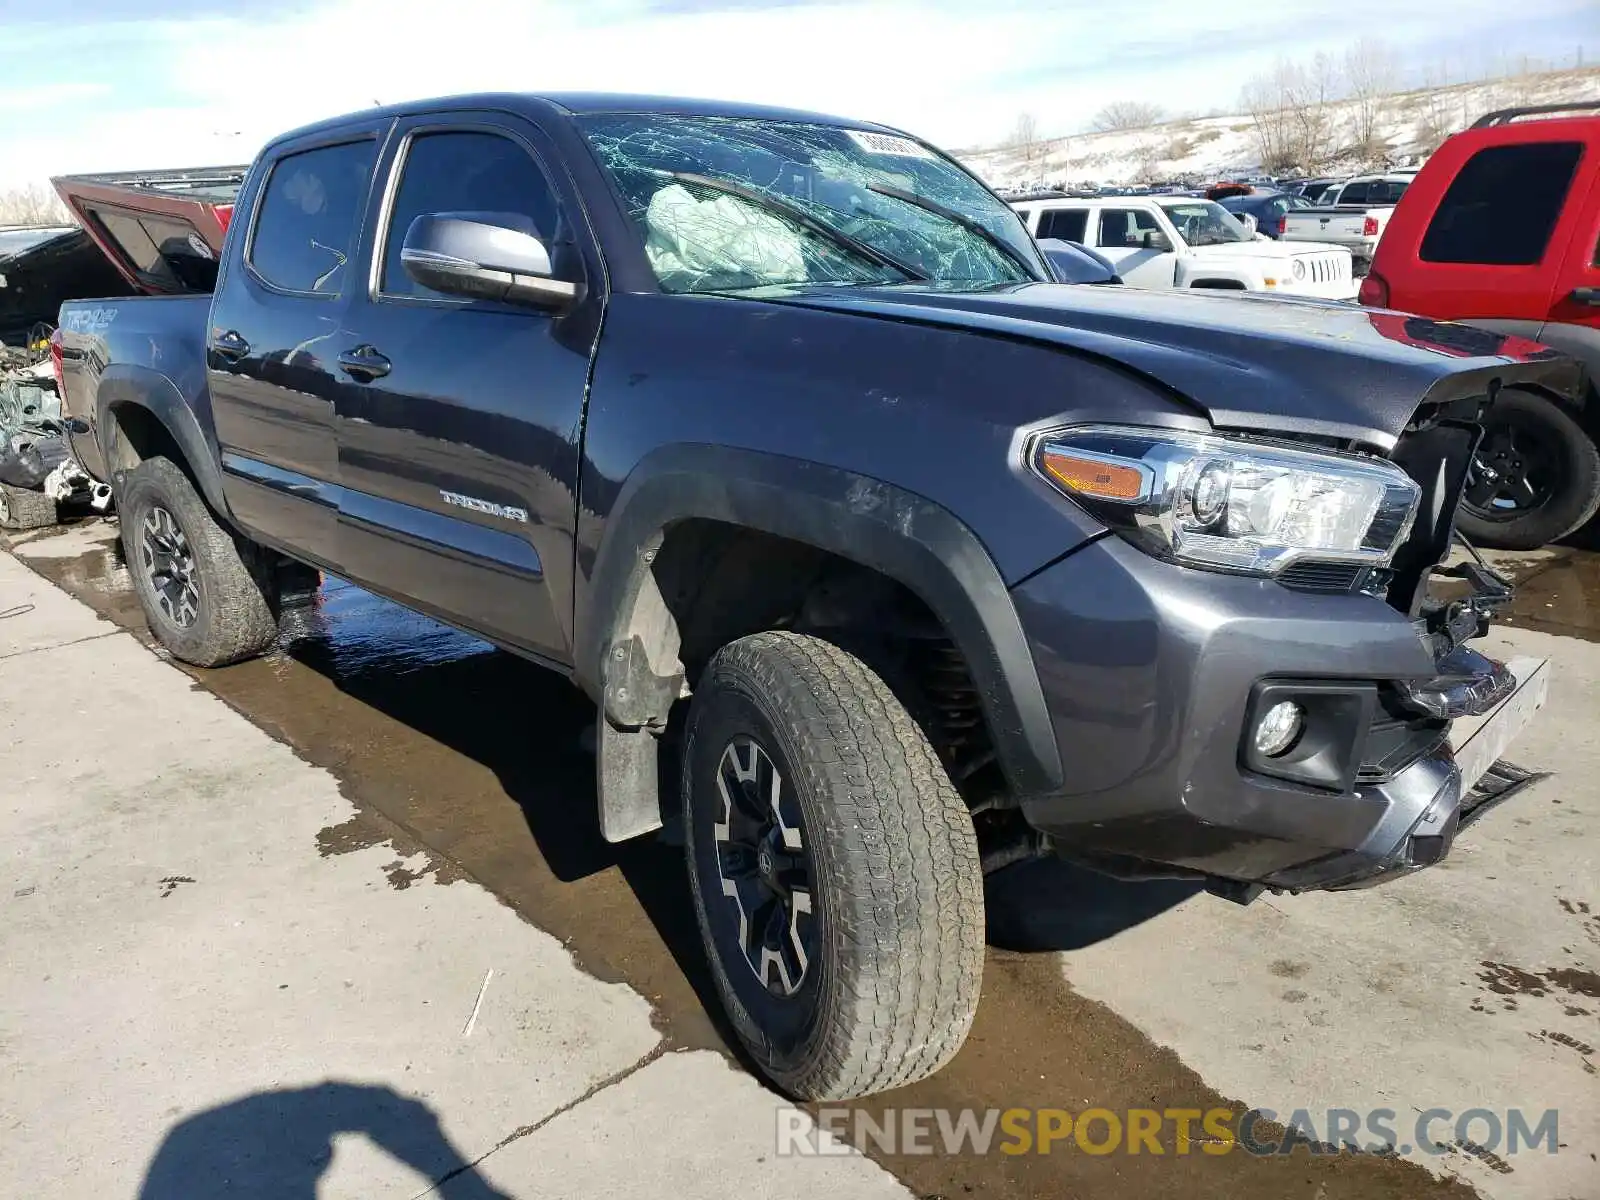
[1187,278,1248,290]
[597,520,1005,839]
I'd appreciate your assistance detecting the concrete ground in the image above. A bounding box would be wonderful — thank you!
[0,549,905,1199]
[3,519,1597,1200]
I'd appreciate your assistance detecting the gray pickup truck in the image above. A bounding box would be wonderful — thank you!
[54,93,1568,1101]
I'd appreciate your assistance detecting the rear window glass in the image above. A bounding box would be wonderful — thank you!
[1420,142,1583,266]
[1036,209,1088,242]
[249,140,377,295]
[83,205,221,292]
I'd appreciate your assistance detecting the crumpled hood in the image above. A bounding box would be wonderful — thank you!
[764,282,1581,449]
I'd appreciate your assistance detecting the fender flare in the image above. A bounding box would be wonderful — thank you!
[579,444,1065,840]
[94,365,231,517]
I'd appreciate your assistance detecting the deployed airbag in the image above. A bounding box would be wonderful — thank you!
[644,183,806,290]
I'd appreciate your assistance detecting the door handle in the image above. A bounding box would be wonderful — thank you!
[1569,286,1600,307]
[212,330,250,361]
[337,346,392,382]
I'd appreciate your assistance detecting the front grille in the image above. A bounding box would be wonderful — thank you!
[1302,255,1345,284]
[1278,560,1368,592]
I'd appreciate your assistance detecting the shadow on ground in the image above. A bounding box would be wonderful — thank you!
[138,1082,512,1199]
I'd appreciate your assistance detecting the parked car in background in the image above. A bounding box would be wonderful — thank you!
[0,226,132,347]
[1283,171,1417,269]
[1219,190,1313,239]
[1294,177,1346,204]
[1036,238,1122,283]
[53,91,1561,1103]
[1361,101,1600,549]
[1013,195,1356,297]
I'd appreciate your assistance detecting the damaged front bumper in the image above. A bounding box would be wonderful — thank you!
[1265,653,1548,891]
[1009,533,1550,897]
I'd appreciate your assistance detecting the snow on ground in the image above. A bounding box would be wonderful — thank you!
[958,67,1600,189]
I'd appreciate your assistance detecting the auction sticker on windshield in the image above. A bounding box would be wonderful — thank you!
[845,130,935,159]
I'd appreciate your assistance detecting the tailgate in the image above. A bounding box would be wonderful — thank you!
[52,166,246,296]
[1285,211,1366,240]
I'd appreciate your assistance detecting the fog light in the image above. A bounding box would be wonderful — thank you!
[1255,701,1304,757]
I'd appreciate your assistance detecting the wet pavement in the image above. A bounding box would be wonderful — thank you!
[7,515,1599,1200]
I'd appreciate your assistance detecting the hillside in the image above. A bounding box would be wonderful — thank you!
[959,66,1600,189]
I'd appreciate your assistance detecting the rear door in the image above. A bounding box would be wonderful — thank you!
[208,126,386,568]
[1403,132,1590,329]
[334,111,599,665]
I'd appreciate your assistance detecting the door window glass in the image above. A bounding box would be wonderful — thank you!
[1098,208,1161,248]
[1421,142,1584,266]
[1036,209,1088,242]
[249,140,377,295]
[380,131,560,298]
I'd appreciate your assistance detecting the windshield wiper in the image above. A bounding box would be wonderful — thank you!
[661,171,928,282]
[866,181,1045,282]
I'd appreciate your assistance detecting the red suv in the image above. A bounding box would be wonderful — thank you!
[1361,102,1600,549]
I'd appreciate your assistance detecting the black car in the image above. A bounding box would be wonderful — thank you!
[0,226,131,345]
[1037,237,1121,283]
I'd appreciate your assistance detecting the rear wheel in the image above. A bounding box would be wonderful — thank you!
[683,631,984,1101]
[1457,390,1600,551]
[118,456,280,666]
[0,483,57,531]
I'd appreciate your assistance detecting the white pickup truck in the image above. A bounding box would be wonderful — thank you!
[1281,171,1417,268]
[1012,195,1357,300]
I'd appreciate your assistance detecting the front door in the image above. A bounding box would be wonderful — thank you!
[335,114,598,666]
[208,130,386,568]
[1091,207,1176,288]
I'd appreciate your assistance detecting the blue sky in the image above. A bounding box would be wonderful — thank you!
[0,0,1593,188]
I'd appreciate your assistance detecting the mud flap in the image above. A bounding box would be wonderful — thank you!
[596,713,666,843]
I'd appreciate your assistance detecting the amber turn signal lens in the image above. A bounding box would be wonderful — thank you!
[1038,450,1148,501]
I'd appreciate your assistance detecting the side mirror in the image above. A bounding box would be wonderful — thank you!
[1141,230,1173,252]
[401,212,579,311]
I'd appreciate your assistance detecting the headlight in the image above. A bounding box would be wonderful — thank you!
[1292,259,1306,280]
[1029,425,1420,577]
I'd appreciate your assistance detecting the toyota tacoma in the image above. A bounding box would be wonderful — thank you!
[54,93,1567,1102]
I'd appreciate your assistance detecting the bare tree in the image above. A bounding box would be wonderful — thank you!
[1345,38,1398,161]
[1414,62,1456,153]
[1007,113,1043,171]
[1240,61,1300,172]
[1284,51,1339,169]
[1090,101,1166,133]
[0,184,72,227]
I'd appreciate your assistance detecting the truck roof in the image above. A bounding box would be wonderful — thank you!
[269,92,906,149]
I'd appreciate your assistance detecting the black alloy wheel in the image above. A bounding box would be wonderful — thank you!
[139,504,201,628]
[710,735,817,998]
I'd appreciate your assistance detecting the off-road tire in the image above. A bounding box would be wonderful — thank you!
[0,483,57,531]
[1457,390,1600,551]
[118,456,280,666]
[683,630,984,1101]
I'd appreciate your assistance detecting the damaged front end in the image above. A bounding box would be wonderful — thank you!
[1268,391,1553,892]
[1383,394,1529,723]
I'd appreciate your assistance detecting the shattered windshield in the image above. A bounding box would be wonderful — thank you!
[578,114,1045,293]
[1158,199,1252,247]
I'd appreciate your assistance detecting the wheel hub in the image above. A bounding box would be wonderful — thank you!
[139,505,200,629]
[712,736,816,997]
[1466,425,1554,517]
